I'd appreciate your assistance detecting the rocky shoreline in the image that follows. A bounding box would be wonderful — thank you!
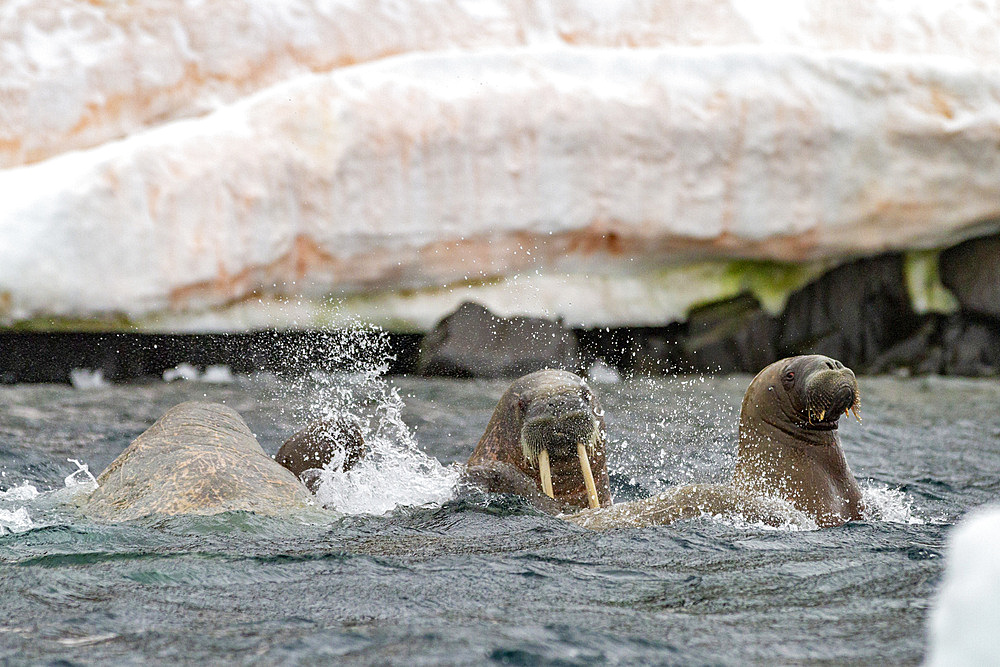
[3,232,998,384]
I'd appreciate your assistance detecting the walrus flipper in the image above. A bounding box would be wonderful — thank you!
[564,484,810,530]
[82,402,313,521]
[462,461,566,514]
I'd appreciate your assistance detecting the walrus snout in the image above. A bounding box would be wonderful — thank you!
[518,391,604,509]
[803,367,860,428]
[521,394,597,459]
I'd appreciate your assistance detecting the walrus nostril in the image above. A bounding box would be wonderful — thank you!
[833,384,855,410]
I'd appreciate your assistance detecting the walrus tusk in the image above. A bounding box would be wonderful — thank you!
[818,409,826,422]
[577,442,601,509]
[850,406,862,424]
[537,448,555,499]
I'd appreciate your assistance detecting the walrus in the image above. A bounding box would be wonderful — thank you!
[81,402,315,521]
[463,369,612,512]
[566,355,865,529]
[275,415,366,492]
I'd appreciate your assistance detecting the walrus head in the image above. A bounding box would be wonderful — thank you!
[466,369,611,510]
[734,355,864,526]
[276,416,366,492]
[758,355,861,434]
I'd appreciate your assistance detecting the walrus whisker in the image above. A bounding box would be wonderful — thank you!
[537,448,555,499]
[577,442,600,509]
[851,406,862,424]
[818,409,826,422]
[520,434,540,467]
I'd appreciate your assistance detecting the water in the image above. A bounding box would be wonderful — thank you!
[1,368,998,665]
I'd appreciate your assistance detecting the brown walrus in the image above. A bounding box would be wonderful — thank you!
[80,402,315,521]
[464,369,612,512]
[566,355,865,529]
[275,416,366,492]
[80,404,367,521]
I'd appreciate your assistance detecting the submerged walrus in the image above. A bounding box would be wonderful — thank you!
[81,402,313,521]
[463,369,612,512]
[80,402,366,521]
[566,355,865,529]
[275,415,366,492]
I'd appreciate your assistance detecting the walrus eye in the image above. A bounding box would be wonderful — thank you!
[783,370,795,383]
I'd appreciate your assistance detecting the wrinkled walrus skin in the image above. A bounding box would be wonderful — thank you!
[82,402,313,521]
[567,355,864,530]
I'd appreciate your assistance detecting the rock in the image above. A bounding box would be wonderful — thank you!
[778,254,921,370]
[868,315,944,375]
[940,233,1000,321]
[940,316,1000,377]
[3,42,1000,331]
[417,302,581,378]
[680,293,779,373]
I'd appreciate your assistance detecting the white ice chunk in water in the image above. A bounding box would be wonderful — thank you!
[163,362,200,382]
[927,505,1000,666]
[201,365,235,383]
[70,368,107,389]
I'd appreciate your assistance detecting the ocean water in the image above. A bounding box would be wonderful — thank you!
[1,363,997,665]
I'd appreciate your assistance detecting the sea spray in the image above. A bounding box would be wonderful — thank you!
[861,481,927,525]
[262,324,458,515]
[608,374,741,494]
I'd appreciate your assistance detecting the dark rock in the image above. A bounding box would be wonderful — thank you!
[680,293,779,373]
[0,331,422,383]
[417,302,582,378]
[940,233,1000,321]
[631,332,678,375]
[576,325,682,376]
[940,315,1000,376]
[868,315,943,375]
[778,254,921,370]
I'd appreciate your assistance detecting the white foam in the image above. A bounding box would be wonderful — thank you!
[0,506,34,536]
[927,505,1000,666]
[860,482,925,525]
[0,482,39,502]
[312,379,460,515]
[0,482,38,535]
[314,450,459,517]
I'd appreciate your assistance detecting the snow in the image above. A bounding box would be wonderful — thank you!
[2,1,1000,330]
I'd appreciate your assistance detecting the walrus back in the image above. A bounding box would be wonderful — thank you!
[82,402,312,521]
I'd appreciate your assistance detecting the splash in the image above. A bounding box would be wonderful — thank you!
[0,460,99,535]
[0,506,33,535]
[268,324,459,515]
[64,458,98,493]
[0,482,37,535]
[860,481,925,525]
[609,374,739,491]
